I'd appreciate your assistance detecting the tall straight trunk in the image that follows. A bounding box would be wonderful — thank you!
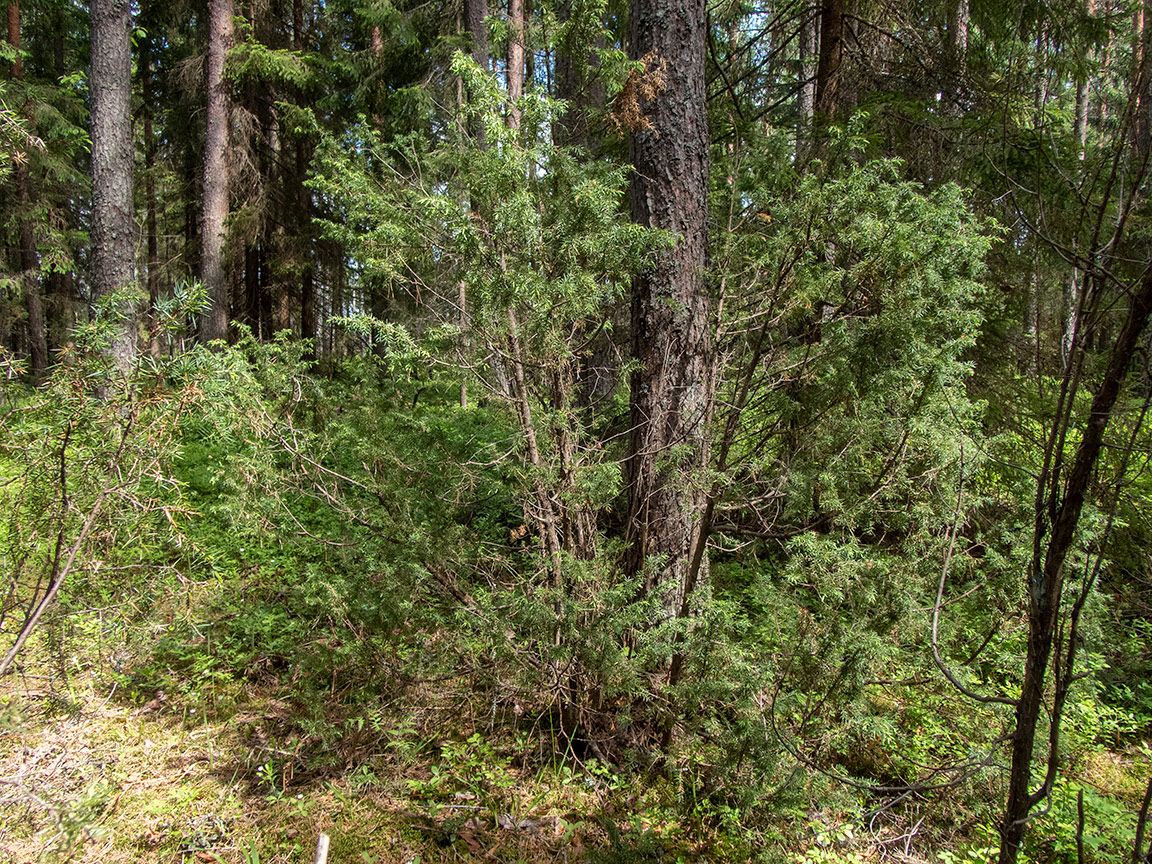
[1063,73,1092,369]
[297,135,316,357]
[464,0,488,70]
[16,168,46,378]
[946,0,969,95]
[7,0,47,379]
[141,30,161,356]
[294,0,315,358]
[507,0,524,129]
[245,243,260,335]
[464,0,489,152]
[797,2,817,154]
[460,0,492,397]
[90,0,137,374]
[1136,0,1150,158]
[7,0,22,79]
[200,0,233,344]
[258,244,271,337]
[626,0,713,612]
[998,269,1152,862]
[814,0,845,129]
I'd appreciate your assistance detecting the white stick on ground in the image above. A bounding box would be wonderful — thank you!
[313,833,330,864]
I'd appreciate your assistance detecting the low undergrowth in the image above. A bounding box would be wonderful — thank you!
[2,332,1150,864]
[2,585,1149,864]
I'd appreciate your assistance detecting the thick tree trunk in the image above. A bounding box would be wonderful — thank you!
[297,139,315,357]
[946,0,969,95]
[7,0,22,79]
[464,0,488,72]
[814,0,845,127]
[199,0,233,344]
[507,0,524,129]
[463,0,489,153]
[90,0,137,374]
[625,0,713,612]
[998,269,1152,863]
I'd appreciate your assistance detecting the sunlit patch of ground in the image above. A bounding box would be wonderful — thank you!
[0,676,627,863]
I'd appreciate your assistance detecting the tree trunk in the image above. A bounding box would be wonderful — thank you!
[7,0,22,79]
[464,0,488,72]
[244,243,260,335]
[90,0,137,374]
[814,0,845,129]
[16,168,47,379]
[507,0,524,129]
[294,0,315,360]
[200,0,233,344]
[463,0,489,153]
[797,2,817,154]
[7,0,47,379]
[1135,0,1150,158]
[946,0,969,96]
[1064,6,1094,368]
[141,29,161,357]
[625,0,713,613]
[998,268,1152,863]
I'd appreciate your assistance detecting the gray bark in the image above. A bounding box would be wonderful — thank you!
[507,0,524,129]
[798,2,816,153]
[626,0,713,612]
[199,0,233,344]
[90,0,137,374]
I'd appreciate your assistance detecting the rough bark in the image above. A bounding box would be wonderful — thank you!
[7,0,21,79]
[814,0,845,128]
[507,0,524,129]
[298,137,315,358]
[90,0,137,374]
[464,0,488,71]
[625,0,713,611]
[998,269,1152,863]
[463,0,489,153]
[199,0,233,344]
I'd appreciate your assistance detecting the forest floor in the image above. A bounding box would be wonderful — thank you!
[0,672,703,864]
[1,651,1147,863]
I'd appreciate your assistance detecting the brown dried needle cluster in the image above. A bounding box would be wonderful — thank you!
[611,51,668,133]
